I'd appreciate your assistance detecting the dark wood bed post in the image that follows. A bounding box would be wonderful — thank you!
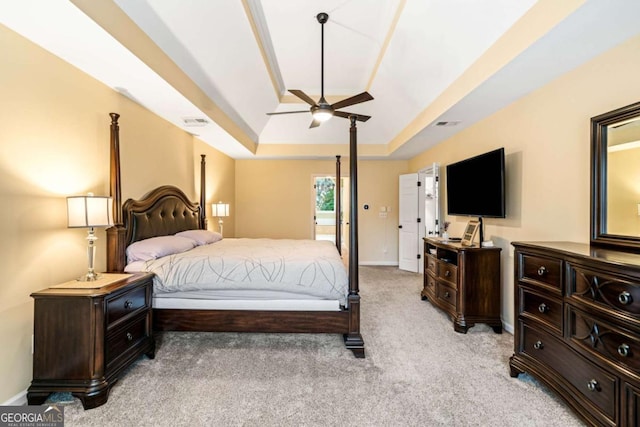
[106,113,126,273]
[199,154,207,230]
[335,155,341,255]
[344,116,364,357]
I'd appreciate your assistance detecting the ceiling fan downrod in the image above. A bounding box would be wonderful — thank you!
[317,12,328,102]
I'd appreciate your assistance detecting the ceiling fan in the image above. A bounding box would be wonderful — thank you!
[267,12,374,128]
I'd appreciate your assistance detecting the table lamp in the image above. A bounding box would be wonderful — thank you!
[67,194,114,281]
[212,202,229,236]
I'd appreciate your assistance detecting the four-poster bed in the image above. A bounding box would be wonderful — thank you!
[106,113,365,357]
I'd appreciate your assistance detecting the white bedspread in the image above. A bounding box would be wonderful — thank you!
[138,238,348,305]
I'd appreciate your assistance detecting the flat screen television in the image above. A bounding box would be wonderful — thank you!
[446,148,506,218]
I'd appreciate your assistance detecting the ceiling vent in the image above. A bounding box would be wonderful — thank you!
[182,117,209,127]
[433,121,461,127]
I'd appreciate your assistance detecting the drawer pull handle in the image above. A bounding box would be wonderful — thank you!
[126,332,133,342]
[618,291,632,305]
[586,379,599,392]
[538,303,549,313]
[445,271,451,277]
[537,266,547,276]
[444,291,450,298]
[124,300,133,309]
[618,343,630,357]
[533,340,543,350]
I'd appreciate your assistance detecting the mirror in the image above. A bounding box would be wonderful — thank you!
[591,101,640,251]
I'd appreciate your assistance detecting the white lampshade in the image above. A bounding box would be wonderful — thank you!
[213,202,230,217]
[67,195,114,228]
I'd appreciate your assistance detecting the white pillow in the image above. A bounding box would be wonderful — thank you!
[175,230,223,246]
[126,235,196,263]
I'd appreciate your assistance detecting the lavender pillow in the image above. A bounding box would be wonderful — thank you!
[175,230,223,246]
[126,235,196,263]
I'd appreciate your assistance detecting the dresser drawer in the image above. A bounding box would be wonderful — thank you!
[569,305,640,374]
[570,265,640,320]
[438,262,457,285]
[436,282,457,310]
[106,284,149,327]
[519,254,562,293]
[424,273,436,296]
[426,255,437,275]
[522,322,617,423]
[519,288,562,335]
[106,314,150,367]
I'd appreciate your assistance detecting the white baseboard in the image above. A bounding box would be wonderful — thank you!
[3,390,27,406]
[503,321,514,334]
[359,261,399,266]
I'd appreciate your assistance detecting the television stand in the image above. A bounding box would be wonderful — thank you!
[422,237,502,333]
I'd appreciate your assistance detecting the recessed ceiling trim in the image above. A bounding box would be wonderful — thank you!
[366,0,406,92]
[70,0,257,155]
[386,0,585,156]
[242,0,285,99]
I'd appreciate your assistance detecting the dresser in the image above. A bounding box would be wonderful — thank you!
[510,242,640,426]
[27,273,155,409]
[422,237,502,333]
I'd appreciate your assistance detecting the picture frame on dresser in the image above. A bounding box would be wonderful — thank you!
[461,220,480,246]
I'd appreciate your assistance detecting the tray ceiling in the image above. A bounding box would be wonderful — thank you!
[2,1,640,159]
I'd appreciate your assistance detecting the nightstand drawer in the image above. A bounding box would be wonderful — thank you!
[106,314,150,367]
[107,284,149,326]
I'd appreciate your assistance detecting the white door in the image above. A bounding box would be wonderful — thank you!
[399,173,420,272]
[421,164,440,239]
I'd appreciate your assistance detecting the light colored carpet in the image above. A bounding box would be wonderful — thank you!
[58,266,583,426]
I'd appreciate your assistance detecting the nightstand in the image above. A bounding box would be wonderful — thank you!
[27,273,155,409]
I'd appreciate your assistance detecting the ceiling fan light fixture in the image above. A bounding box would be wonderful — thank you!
[265,12,373,127]
[312,109,334,122]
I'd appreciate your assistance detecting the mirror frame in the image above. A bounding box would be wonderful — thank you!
[591,100,640,251]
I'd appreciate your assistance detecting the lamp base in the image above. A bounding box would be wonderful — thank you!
[77,271,101,282]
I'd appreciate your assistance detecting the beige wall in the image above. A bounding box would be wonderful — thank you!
[235,159,408,264]
[0,25,235,402]
[409,34,640,330]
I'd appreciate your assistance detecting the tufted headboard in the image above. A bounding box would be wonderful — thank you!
[123,185,203,245]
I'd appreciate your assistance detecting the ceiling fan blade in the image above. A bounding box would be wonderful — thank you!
[266,111,309,116]
[309,119,322,129]
[289,89,317,106]
[331,92,374,110]
[334,110,371,122]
